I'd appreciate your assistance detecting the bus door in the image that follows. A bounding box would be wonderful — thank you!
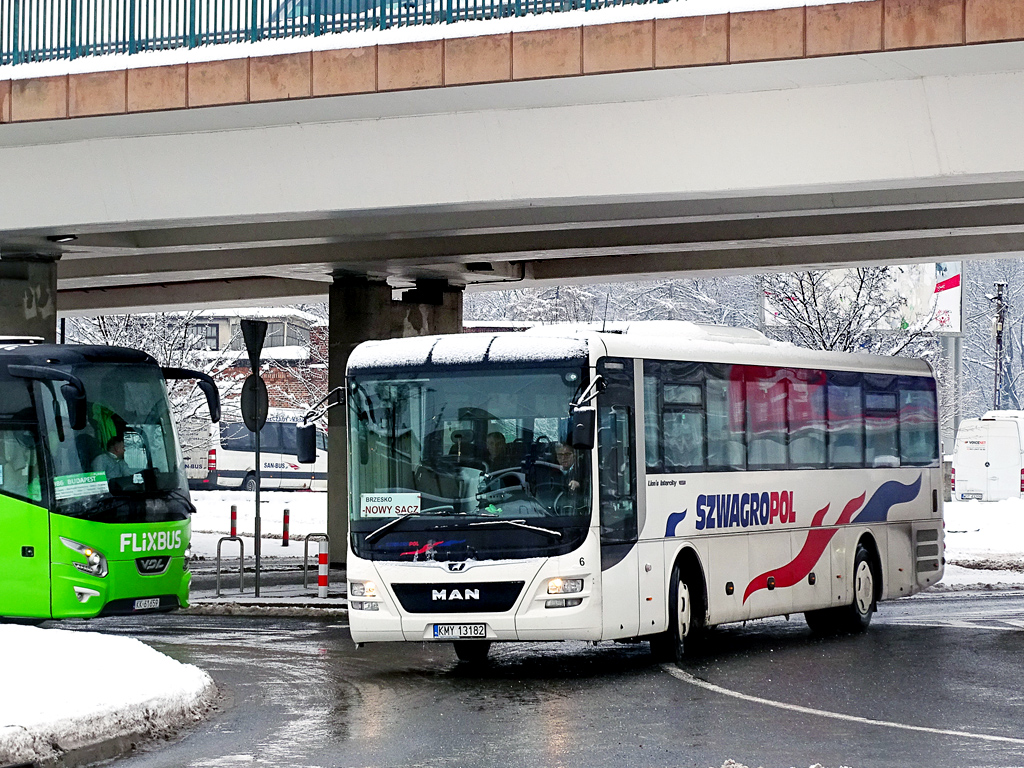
[0,426,50,618]
[596,358,640,639]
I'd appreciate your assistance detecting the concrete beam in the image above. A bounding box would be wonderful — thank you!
[57,276,329,315]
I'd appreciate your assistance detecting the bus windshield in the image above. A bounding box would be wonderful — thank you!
[349,365,591,561]
[38,363,190,523]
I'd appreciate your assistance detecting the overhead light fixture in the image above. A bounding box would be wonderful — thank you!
[46,234,77,243]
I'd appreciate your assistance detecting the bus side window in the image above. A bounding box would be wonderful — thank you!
[864,374,899,467]
[706,364,745,470]
[643,365,662,473]
[597,359,637,543]
[898,378,938,466]
[0,428,42,503]
[789,369,827,468]
[827,372,863,467]
[745,365,788,469]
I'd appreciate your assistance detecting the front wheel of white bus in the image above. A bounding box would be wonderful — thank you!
[805,543,876,635]
[650,563,705,663]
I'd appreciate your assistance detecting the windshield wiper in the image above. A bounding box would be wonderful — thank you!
[364,508,462,544]
[468,519,562,538]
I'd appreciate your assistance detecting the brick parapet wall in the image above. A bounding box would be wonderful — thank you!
[3,0,1023,123]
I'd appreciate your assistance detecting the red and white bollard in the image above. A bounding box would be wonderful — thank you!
[282,508,290,547]
[230,505,237,538]
[318,539,329,598]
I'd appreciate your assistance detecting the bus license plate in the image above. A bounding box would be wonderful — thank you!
[134,598,161,611]
[433,624,486,639]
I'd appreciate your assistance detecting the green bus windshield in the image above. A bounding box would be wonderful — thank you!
[37,363,190,523]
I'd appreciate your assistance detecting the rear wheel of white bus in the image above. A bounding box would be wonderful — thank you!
[804,543,876,635]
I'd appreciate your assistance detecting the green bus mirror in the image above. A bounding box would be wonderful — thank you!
[297,422,317,464]
[60,382,87,430]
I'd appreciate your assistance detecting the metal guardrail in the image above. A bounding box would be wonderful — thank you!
[1,0,669,66]
[216,535,245,596]
[303,532,329,590]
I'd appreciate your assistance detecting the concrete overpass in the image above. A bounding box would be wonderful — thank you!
[4,0,1024,556]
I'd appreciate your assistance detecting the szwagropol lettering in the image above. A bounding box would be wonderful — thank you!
[695,490,795,530]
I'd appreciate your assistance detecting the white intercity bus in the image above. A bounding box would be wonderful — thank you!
[332,323,943,662]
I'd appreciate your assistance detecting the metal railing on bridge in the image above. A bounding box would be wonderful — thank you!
[1,0,667,66]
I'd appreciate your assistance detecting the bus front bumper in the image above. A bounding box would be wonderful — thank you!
[50,558,191,618]
[348,559,602,644]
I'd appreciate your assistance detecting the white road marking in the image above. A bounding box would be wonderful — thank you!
[662,665,1024,746]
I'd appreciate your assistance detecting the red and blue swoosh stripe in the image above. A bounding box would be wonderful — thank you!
[743,474,922,603]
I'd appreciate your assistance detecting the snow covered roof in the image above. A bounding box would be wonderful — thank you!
[350,322,932,377]
[348,332,588,371]
[194,307,321,325]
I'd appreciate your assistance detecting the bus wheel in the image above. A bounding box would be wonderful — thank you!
[650,563,703,663]
[243,473,257,492]
[804,544,876,635]
[453,640,491,663]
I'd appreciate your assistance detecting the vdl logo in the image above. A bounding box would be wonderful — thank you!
[432,588,480,601]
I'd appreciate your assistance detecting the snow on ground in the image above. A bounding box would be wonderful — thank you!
[0,624,216,767]
[937,498,1024,591]
[190,490,327,560]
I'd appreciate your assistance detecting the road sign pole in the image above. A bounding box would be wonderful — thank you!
[254,404,261,596]
[240,319,269,598]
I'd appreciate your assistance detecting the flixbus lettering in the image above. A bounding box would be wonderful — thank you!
[119,530,183,553]
[695,490,796,531]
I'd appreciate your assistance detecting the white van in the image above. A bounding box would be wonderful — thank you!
[952,410,1024,501]
[186,408,328,491]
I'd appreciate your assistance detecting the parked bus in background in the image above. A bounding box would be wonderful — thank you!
[186,407,327,492]
[952,411,1024,501]
[0,340,218,622]
[303,322,943,663]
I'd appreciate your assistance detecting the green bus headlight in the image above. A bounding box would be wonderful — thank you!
[60,537,108,578]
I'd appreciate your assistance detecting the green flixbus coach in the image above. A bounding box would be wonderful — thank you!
[0,339,219,621]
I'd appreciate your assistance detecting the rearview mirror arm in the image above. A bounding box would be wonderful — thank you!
[162,367,221,423]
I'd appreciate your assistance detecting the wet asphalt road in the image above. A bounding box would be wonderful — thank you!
[68,592,1024,768]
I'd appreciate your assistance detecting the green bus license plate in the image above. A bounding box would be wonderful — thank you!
[433,623,486,639]
[134,598,161,611]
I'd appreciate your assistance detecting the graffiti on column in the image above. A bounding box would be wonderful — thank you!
[22,283,55,322]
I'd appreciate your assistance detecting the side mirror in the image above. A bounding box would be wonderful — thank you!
[568,406,596,450]
[8,365,88,431]
[60,382,87,431]
[161,368,221,423]
[296,422,318,464]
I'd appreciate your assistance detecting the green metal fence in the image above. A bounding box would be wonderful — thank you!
[1,0,665,66]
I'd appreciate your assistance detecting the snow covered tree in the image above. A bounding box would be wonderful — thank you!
[759,267,939,359]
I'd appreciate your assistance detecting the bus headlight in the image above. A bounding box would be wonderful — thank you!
[60,537,108,578]
[547,578,583,595]
[350,581,377,598]
[545,598,583,609]
[350,601,380,611]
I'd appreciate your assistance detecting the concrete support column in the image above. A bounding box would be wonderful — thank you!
[326,276,463,566]
[0,256,58,342]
